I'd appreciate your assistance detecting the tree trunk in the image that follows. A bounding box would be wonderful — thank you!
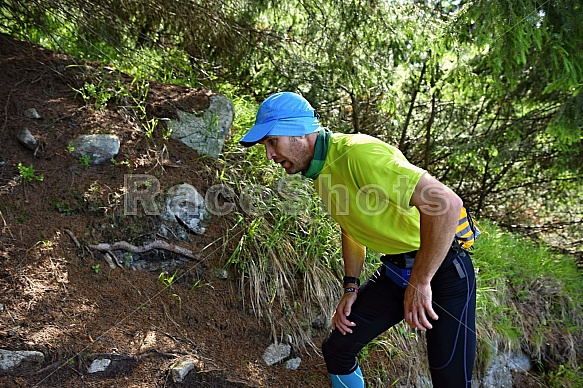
[423,66,437,170]
[399,59,427,154]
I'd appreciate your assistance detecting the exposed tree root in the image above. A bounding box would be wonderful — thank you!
[87,240,201,261]
[63,228,80,248]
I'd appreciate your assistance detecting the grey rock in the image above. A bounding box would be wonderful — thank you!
[168,94,234,157]
[262,343,291,366]
[85,353,138,377]
[312,314,329,330]
[128,255,190,272]
[170,355,195,383]
[160,183,209,239]
[69,134,120,165]
[16,128,38,150]
[0,349,44,372]
[480,350,531,388]
[88,358,111,373]
[416,373,432,388]
[285,357,301,370]
[24,108,41,119]
[103,252,118,269]
[508,352,531,373]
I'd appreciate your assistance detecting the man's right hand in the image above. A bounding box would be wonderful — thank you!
[331,292,358,335]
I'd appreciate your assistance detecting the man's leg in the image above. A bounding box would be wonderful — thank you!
[322,266,405,386]
[330,365,364,388]
[426,249,477,388]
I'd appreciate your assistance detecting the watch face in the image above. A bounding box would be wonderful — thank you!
[343,276,360,287]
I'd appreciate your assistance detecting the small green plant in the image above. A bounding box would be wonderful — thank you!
[78,155,91,168]
[73,81,113,110]
[66,144,75,153]
[123,78,163,140]
[73,81,94,102]
[123,252,132,268]
[144,117,159,139]
[158,270,178,288]
[110,157,129,166]
[189,278,210,291]
[51,198,74,214]
[134,179,152,189]
[91,264,100,273]
[159,118,172,140]
[17,162,44,182]
[202,113,220,138]
[545,362,583,387]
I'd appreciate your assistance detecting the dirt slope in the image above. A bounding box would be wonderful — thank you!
[0,34,330,387]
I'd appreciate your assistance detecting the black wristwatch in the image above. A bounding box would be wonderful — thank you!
[343,276,360,287]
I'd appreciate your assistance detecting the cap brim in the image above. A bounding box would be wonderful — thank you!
[239,120,278,147]
[239,117,320,147]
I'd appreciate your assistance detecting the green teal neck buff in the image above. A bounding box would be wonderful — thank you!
[302,128,331,180]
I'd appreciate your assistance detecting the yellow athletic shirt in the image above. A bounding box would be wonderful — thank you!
[313,133,426,254]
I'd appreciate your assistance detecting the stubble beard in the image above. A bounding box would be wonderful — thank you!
[286,138,313,175]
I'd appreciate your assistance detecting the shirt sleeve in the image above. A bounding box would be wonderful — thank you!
[348,142,426,211]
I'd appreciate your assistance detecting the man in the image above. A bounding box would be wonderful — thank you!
[240,92,477,388]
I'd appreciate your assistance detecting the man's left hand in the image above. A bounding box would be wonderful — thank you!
[404,281,438,331]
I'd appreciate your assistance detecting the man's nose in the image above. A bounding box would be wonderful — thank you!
[265,145,276,160]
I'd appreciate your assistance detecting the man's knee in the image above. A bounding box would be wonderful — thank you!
[322,332,358,375]
[321,332,337,364]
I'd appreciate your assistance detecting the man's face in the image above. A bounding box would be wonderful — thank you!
[259,135,313,174]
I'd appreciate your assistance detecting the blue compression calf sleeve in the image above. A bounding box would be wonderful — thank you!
[330,365,364,388]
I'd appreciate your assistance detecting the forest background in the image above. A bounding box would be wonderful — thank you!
[0,0,582,386]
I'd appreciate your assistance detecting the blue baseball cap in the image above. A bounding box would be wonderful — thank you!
[240,92,321,146]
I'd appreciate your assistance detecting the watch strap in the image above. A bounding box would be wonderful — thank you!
[343,276,360,287]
